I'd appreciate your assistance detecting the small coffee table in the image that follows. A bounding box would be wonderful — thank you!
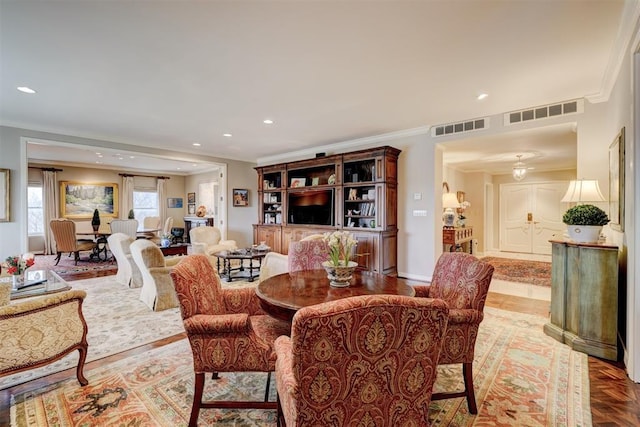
[214,249,269,282]
[3,270,71,300]
[160,243,189,256]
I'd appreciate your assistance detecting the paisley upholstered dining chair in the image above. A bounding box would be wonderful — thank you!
[170,254,291,427]
[287,239,328,272]
[413,252,494,414]
[274,294,450,426]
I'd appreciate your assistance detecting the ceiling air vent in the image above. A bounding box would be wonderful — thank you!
[504,99,583,126]
[431,117,488,138]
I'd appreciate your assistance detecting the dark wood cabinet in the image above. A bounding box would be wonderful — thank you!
[254,146,400,275]
[183,216,214,243]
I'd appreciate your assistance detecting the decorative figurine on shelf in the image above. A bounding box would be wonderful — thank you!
[196,205,207,217]
[457,201,471,227]
[128,209,135,219]
[91,209,101,232]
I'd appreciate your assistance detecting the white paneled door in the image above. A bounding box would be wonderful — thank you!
[500,182,567,255]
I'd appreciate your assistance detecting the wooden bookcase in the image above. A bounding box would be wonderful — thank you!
[254,146,400,275]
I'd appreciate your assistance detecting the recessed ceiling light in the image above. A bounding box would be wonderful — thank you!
[176,167,181,170]
[192,163,197,167]
[97,154,103,158]
[95,152,102,155]
[263,119,274,125]
[95,161,102,164]
[192,143,201,147]
[17,86,36,94]
[129,156,135,159]
[223,133,232,137]
[477,93,488,100]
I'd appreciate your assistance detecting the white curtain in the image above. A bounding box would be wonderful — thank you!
[121,176,134,219]
[43,170,58,254]
[157,178,167,225]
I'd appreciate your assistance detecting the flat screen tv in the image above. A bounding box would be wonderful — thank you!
[288,189,334,226]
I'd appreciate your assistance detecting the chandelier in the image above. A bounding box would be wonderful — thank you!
[512,155,527,181]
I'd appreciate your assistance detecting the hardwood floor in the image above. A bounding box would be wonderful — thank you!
[1,273,638,425]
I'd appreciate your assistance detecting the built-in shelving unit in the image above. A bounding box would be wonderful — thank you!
[254,146,400,275]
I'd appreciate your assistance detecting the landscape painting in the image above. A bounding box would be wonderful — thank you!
[61,182,119,218]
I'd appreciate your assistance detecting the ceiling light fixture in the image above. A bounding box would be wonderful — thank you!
[223,133,232,137]
[192,143,201,147]
[17,86,36,94]
[477,93,488,100]
[263,119,274,125]
[512,155,527,181]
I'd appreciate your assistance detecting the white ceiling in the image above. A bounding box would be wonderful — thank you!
[0,1,632,174]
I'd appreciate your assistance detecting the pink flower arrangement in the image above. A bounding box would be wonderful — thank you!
[4,253,35,275]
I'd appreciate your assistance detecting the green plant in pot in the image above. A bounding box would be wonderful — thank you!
[562,204,609,243]
[91,209,101,232]
[128,209,135,219]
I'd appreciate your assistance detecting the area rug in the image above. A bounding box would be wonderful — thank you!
[10,307,591,426]
[32,254,117,279]
[482,256,552,287]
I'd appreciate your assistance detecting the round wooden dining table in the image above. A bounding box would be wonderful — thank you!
[256,269,416,322]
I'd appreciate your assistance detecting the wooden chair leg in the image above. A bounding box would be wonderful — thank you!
[189,372,205,427]
[264,371,272,402]
[212,372,219,379]
[463,362,478,414]
[74,251,80,265]
[54,252,62,265]
[277,394,285,427]
[76,344,89,386]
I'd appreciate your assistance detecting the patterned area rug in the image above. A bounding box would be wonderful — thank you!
[32,254,117,279]
[10,307,591,426]
[481,257,552,287]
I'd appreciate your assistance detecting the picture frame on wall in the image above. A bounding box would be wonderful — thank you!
[187,192,195,204]
[0,168,9,222]
[187,203,196,215]
[233,189,249,206]
[609,127,625,231]
[168,197,183,208]
[60,181,118,218]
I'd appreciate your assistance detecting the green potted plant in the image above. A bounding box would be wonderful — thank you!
[91,209,101,232]
[562,204,609,243]
[128,209,135,219]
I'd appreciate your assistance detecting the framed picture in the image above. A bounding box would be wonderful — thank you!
[290,178,306,188]
[0,168,9,222]
[609,127,625,231]
[168,197,183,208]
[233,189,249,206]
[311,177,320,186]
[60,181,118,218]
[187,192,196,204]
[187,203,196,215]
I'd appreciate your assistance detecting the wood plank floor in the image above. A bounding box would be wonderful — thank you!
[1,270,639,425]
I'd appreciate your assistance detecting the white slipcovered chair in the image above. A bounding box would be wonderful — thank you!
[189,226,237,257]
[130,239,183,311]
[110,219,139,240]
[107,232,143,288]
[258,252,289,282]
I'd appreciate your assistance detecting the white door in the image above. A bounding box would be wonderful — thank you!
[500,182,567,255]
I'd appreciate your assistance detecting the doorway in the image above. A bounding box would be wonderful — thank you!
[499,181,567,255]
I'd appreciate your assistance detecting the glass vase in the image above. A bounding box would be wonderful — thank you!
[12,274,24,290]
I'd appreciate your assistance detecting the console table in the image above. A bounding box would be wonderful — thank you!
[442,226,473,254]
[183,216,214,243]
[543,239,619,360]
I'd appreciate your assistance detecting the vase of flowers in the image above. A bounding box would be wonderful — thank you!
[159,233,173,248]
[5,253,35,290]
[322,231,358,287]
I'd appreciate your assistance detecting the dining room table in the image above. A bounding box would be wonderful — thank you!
[255,269,416,322]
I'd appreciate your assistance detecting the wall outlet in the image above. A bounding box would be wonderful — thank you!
[412,210,427,217]
[413,192,422,200]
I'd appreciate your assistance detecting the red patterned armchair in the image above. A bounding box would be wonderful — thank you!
[414,252,494,414]
[169,255,290,427]
[274,294,450,426]
[287,239,328,272]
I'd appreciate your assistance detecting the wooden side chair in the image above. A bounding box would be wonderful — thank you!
[49,219,96,265]
[274,294,449,426]
[170,255,291,427]
[413,252,494,414]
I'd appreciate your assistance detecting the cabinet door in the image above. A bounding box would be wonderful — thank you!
[256,226,282,253]
[350,231,379,272]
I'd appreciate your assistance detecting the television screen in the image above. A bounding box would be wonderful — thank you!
[288,189,334,226]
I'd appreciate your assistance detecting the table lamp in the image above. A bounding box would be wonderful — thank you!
[561,179,605,203]
[442,192,460,227]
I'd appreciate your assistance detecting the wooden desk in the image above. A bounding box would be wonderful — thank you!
[256,270,416,322]
[443,226,473,254]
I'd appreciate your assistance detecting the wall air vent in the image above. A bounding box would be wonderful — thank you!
[431,117,488,138]
[504,99,583,126]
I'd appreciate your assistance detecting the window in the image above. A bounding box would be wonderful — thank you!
[133,190,158,224]
[27,186,44,235]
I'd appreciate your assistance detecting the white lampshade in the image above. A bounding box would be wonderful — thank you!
[442,192,460,209]
[561,179,605,203]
